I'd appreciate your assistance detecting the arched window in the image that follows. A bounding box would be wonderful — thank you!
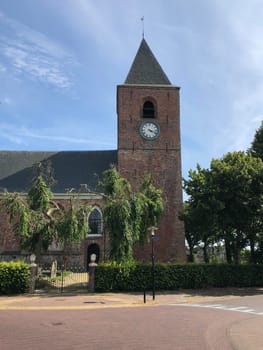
[143,100,155,118]
[88,207,103,235]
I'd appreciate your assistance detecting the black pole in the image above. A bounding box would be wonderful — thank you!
[151,235,155,301]
[61,264,64,294]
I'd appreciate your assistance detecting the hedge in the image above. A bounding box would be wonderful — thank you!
[94,262,263,292]
[0,261,30,295]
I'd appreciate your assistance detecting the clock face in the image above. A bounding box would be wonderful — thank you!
[139,121,160,140]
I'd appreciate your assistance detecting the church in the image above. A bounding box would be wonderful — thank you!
[0,38,186,266]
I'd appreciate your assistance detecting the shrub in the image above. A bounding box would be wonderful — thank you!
[95,262,263,292]
[0,261,30,294]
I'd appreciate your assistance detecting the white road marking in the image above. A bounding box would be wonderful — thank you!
[174,303,263,316]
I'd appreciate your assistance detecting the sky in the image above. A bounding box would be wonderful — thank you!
[0,0,263,181]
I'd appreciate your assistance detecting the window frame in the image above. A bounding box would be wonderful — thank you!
[87,206,103,237]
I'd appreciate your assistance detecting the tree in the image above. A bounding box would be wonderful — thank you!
[183,151,263,264]
[31,159,56,189]
[249,121,263,262]
[100,166,163,262]
[136,175,164,243]
[183,165,221,262]
[250,121,263,160]
[180,202,202,262]
[211,151,263,263]
[2,173,91,263]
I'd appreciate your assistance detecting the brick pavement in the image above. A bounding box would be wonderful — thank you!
[0,288,263,349]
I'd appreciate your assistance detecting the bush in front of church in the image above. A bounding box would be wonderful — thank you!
[0,261,30,295]
[94,262,263,292]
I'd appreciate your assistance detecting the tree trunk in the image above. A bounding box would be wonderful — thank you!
[34,235,42,264]
[249,237,256,264]
[233,240,241,265]
[233,248,240,264]
[188,246,194,262]
[203,240,209,263]
[224,238,232,264]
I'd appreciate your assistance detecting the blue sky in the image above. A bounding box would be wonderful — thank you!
[0,0,263,180]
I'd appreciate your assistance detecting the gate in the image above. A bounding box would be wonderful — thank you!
[37,262,89,293]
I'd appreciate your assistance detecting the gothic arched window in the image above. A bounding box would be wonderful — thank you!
[88,207,103,235]
[143,101,155,118]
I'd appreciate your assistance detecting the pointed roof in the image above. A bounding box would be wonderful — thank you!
[125,38,171,85]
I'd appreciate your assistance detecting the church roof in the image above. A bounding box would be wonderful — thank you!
[125,38,171,85]
[0,150,117,193]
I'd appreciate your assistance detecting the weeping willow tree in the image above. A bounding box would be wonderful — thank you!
[100,166,163,262]
[2,174,91,263]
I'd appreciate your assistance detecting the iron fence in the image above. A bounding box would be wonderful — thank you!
[37,263,89,293]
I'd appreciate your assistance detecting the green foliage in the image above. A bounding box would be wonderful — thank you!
[56,195,91,245]
[250,120,263,160]
[28,175,52,211]
[180,203,201,262]
[95,262,263,292]
[103,197,134,261]
[31,160,56,189]
[0,261,30,294]
[2,193,30,238]
[137,175,164,242]
[2,174,56,260]
[2,165,91,262]
[183,165,222,263]
[101,165,131,197]
[100,166,134,261]
[183,151,263,264]
[100,166,163,262]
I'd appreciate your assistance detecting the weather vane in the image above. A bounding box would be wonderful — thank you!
[141,16,144,38]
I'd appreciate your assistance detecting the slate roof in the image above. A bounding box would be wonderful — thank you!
[125,38,171,85]
[0,150,117,193]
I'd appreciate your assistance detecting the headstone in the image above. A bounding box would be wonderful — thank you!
[51,260,57,279]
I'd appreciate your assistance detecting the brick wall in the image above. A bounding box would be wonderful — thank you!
[0,196,107,268]
[117,84,186,262]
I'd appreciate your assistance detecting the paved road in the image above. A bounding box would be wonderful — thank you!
[184,294,263,315]
[0,291,263,349]
[0,305,255,350]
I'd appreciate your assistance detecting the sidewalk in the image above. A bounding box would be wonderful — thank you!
[0,290,184,310]
[0,287,262,310]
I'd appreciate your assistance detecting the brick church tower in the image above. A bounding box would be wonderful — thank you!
[117,38,186,262]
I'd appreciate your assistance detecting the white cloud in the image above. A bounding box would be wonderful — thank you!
[1,96,12,104]
[1,0,263,169]
[0,123,114,148]
[0,123,25,145]
[3,45,71,89]
[182,1,263,165]
[21,127,113,146]
[0,11,74,89]
[0,63,6,72]
[56,0,139,62]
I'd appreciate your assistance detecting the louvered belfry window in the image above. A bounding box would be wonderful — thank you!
[143,101,155,118]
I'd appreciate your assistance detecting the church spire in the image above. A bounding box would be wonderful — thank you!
[125,38,171,85]
[141,16,144,39]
